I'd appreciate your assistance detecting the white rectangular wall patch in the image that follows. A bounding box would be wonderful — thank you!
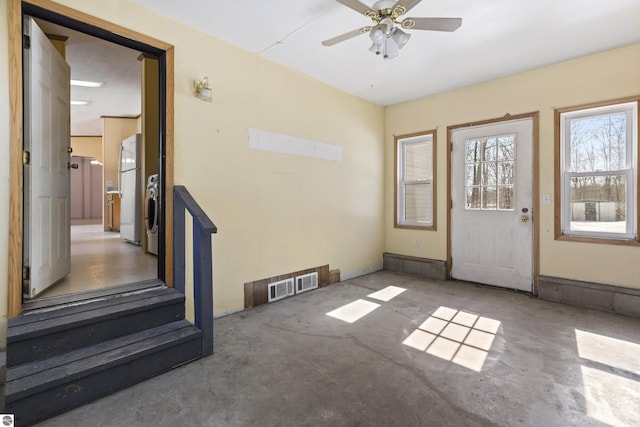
[248,128,342,162]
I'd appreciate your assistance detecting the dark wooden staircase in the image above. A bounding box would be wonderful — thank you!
[5,282,203,426]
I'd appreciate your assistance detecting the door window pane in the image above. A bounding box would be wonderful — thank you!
[465,134,516,211]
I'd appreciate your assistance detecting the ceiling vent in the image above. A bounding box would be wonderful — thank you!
[296,272,318,294]
[268,278,295,303]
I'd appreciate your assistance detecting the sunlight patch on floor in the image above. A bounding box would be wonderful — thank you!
[367,286,406,302]
[403,306,500,372]
[327,286,406,323]
[326,299,380,324]
[576,329,640,426]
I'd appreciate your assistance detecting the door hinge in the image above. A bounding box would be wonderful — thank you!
[23,34,30,49]
[23,266,30,281]
[23,150,30,165]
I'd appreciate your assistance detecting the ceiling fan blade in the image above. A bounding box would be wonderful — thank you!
[322,27,370,46]
[402,17,462,32]
[334,0,375,16]
[392,0,422,15]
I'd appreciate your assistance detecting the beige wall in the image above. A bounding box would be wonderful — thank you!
[0,0,10,343]
[20,0,386,315]
[71,135,102,163]
[385,43,640,289]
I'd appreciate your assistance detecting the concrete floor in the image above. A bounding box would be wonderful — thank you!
[37,271,640,427]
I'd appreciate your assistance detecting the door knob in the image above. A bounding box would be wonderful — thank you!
[521,216,529,223]
[67,162,79,169]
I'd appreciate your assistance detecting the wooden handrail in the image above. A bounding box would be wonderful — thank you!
[173,185,217,357]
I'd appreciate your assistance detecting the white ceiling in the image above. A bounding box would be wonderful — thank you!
[131,0,640,106]
[35,0,640,135]
[36,20,141,136]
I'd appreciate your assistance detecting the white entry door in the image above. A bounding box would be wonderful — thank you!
[451,118,533,292]
[24,17,72,297]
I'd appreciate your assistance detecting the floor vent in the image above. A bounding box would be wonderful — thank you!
[296,272,318,294]
[268,278,295,303]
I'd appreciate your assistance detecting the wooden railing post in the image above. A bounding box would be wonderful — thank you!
[173,192,186,295]
[173,186,217,357]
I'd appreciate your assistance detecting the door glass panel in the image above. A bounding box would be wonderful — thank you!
[466,187,481,209]
[482,187,497,209]
[465,133,516,211]
[498,186,514,210]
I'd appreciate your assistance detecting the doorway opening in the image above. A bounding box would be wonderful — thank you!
[13,2,171,313]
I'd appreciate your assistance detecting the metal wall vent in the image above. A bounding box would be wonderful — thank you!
[296,272,318,294]
[268,278,295,303]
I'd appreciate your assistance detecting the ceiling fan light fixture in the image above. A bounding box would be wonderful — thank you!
[383,37,399,59]
[369,24,386,44]
[369,42,383,55]
[392,28,411,49]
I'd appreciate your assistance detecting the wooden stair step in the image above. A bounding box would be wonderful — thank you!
[7,287,185,367]
[6,320,202,426]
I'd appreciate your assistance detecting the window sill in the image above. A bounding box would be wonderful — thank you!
[395,223,436,231]
[555,234,640,247]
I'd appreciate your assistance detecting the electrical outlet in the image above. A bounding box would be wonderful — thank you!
[414,238,420,246]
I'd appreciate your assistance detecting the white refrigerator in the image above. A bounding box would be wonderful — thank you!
[118,134,142,244]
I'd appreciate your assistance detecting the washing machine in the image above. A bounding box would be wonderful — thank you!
[144,174,160,255]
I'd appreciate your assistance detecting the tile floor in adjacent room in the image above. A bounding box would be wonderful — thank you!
[35,223,157,299]
[37,270,640,427]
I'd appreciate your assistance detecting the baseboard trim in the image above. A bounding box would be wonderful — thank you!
[341,262,383,282]
[382,253,448,281]
[538,275,640,318]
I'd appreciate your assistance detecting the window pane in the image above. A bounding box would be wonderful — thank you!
[404,183,432,222]
[465,140,481,163]
[498,186,514,210]
[498,161,514,185]
[569,175,626,233]
[482,138,497,161]
[466,187,481,209]
[466,164,480,186]
[497,135,515,161]
[404,141,432,181]
[465,135,516,211]
[568,113,627,173]
[482,162,497,185]
[482,187,497,210]
[466,138,496,162]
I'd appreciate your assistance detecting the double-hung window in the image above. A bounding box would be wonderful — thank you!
[556,98,638,241]
[395,130,436,229]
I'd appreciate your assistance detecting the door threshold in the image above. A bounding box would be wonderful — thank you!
[21,279,166,315]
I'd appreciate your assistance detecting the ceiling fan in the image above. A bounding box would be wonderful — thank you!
[322,0,462,59]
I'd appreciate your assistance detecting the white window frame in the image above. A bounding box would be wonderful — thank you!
[559,101,638,240]
[395,131,435,229]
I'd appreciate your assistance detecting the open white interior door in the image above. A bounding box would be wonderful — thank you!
[23,17,72,298]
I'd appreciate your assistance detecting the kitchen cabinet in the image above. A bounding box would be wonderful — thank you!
[106,192,121,231]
